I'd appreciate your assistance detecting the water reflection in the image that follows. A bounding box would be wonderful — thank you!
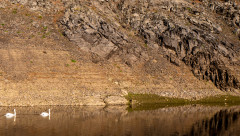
[185,109,240,136]
[0,105,239,136]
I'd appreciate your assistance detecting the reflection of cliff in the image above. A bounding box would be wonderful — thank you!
[185,109,240,136]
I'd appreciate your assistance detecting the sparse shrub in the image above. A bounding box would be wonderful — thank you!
[71,59,76,63]
[144,43,148,48]
[12,9,17,14]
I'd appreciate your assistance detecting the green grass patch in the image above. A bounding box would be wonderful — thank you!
[196,95,240,106]
[71,59,77,63]
[43,26,48,30]
[144,43,148,48]
[12,9,17,14]
[46,32,51,35]
[25,13,31,16]
[125,93,240,111]
[126,93,189,104]
[186,7,192,12]
[125,93,190,111]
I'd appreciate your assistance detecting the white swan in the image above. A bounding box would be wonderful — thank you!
[41,109,50,117]
[5,109,16,118]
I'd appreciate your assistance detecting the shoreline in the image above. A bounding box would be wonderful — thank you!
[1,93,240,107]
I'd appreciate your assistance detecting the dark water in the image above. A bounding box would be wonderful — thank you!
[0,105,240,136]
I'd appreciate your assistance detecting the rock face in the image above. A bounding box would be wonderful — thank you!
[58,0,240,91]
[59,0,149,66]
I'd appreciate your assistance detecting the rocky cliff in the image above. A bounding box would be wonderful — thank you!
[60,0,240,91]
[0,0,239,105]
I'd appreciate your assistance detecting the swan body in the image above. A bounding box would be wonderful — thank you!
[5,109,16,118]
[41,109,50,117]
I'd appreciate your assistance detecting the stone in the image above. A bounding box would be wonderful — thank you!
[234,28,240,38]
[120,89,128,96]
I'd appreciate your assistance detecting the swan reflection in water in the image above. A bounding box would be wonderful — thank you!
[40,109,51,120]
[4,109,16,122]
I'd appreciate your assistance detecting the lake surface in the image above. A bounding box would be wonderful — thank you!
[0,105,239,136]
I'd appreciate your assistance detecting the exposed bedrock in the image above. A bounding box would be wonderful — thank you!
[8,0,240,91]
